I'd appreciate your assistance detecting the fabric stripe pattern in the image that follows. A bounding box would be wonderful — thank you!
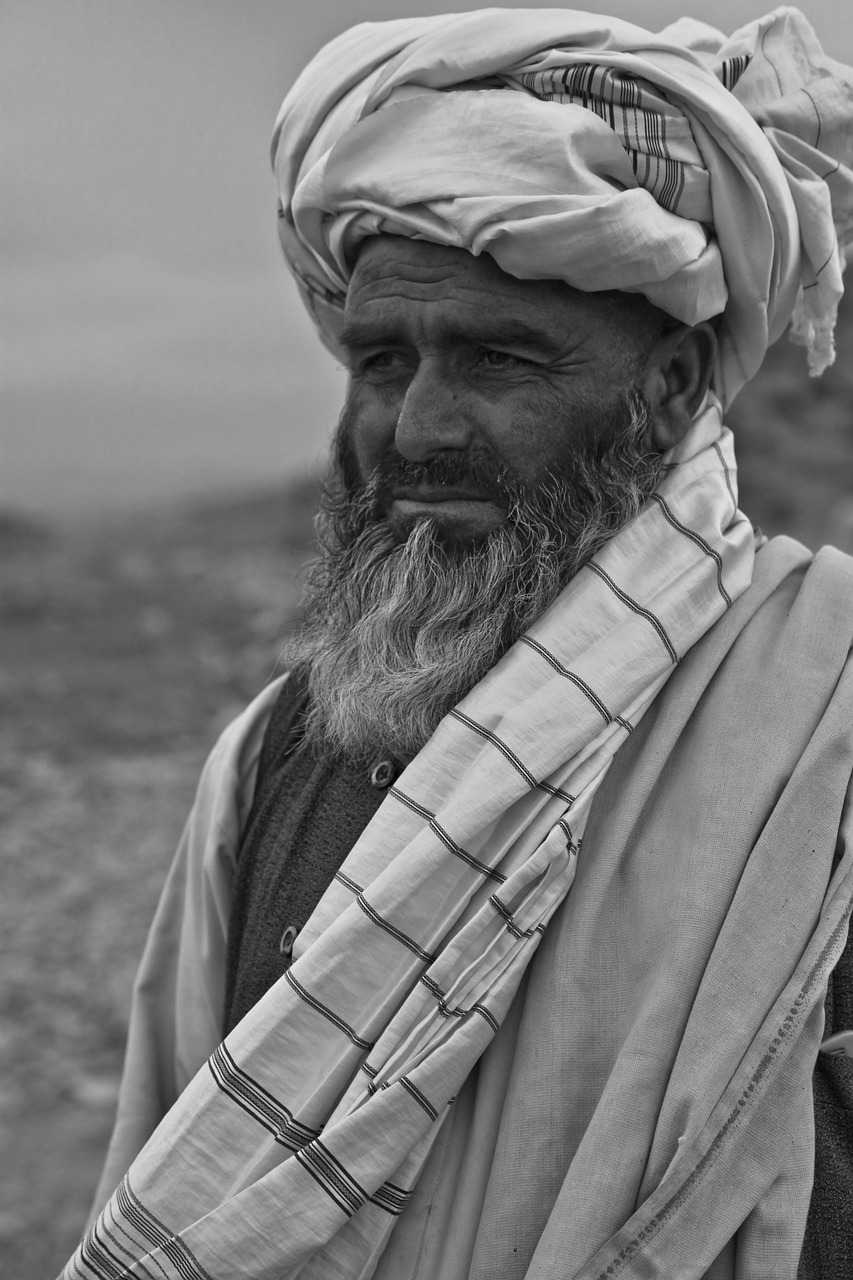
[208,1043,318,1150]
[517,65,694,217]
[519,635,633,731]
[585,562,680,663]
[388,786,508,883]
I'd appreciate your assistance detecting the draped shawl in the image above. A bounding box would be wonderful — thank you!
[80,535,853,1279]
[272,6,853,406]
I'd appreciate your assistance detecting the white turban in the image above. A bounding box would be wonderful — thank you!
[272,7,853,406]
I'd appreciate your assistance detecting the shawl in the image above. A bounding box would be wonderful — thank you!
[79,535,853,1280]
[272,7,853,407]
[373,539,853,1279]
[64,406,754,1278]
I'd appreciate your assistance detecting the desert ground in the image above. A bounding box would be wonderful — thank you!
[2,300,853,1276]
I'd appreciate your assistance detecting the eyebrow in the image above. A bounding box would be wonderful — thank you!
[339,316,564,355]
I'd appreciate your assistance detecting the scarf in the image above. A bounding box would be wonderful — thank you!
[372,540,853,1280]
[63,400,755,1279]
[272,7,853,408]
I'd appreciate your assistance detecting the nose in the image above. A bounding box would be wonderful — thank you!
[394,358,473,463]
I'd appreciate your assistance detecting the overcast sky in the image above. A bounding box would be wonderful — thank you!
[4,0,851,519]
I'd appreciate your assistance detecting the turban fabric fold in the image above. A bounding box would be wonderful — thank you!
[272,6,853,406]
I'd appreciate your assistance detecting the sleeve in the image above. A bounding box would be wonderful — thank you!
[87,676,288,1222]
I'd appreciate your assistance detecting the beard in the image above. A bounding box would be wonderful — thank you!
[281,390,663,763]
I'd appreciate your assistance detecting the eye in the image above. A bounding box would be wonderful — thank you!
[365,351,399,368]
[476,347,530,370]
[352,349,410,376]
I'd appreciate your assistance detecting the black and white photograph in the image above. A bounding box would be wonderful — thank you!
[3,2,853,1276]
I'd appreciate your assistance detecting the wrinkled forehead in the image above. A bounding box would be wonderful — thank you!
[347,236,553,308]
[351,235,516,285]
[344,235,668,346]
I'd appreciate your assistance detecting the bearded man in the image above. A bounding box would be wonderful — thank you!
[64,8,853,1280]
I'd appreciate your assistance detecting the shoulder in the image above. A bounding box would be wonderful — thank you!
[649,536,853,765]
[723,535,853,661]
[752,535,853,605]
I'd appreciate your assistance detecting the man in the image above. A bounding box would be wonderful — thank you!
[64,7,853,1279]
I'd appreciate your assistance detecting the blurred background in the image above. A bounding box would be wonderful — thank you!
[2,1,852,1275]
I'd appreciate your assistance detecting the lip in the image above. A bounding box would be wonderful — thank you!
[392,487,499,504]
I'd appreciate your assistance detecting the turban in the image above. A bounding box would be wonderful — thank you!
[272,7,853,408]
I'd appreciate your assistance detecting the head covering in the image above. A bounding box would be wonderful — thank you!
[272,7,853,407]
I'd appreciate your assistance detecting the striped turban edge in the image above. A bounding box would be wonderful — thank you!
[272,7,853,408]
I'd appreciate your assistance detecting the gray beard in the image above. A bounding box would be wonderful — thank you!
[282,391,662,763]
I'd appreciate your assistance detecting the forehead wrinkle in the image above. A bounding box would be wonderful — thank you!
[345,239,647,364]
[345,271,527,314]
[344,272,576,348]
[350,259,460,290]
[348,264,548,304]
[340,308,568,358]
[348,240,554,314]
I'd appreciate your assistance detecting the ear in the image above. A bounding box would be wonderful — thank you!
[641,322,718,452]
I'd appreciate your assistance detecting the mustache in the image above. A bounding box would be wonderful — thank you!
[332,395,656,522]
[333,408,521,508]
[343,443,515,512]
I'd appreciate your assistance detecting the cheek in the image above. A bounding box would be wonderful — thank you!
[338,385,399,485]
[493,384,626,485]
[483,395,580,488]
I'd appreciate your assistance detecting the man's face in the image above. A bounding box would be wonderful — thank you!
[283,235,668,760]
[340,235,658,545]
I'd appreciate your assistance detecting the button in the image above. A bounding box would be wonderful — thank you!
[819,1029,853,1059]
[279,924,298,957]
[370,759,395,789]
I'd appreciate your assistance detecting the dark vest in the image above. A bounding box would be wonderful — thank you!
[224,675,404,1029]
[224,678,853,1277]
